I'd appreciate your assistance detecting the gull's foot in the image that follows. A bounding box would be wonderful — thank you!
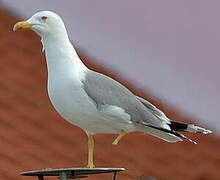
[44,168,53,170]
[112,129,127,145]
[112,139,119,145]
[87,163,95,168]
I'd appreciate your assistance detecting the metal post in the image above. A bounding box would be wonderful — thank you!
[37,175,44,180]
[59,172,68,180]
[112,171,117,180]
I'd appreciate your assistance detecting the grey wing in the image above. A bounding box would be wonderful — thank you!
[82,70,163,127]
[136,96,171,124]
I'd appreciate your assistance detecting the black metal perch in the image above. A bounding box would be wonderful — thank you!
[21,168,125,180]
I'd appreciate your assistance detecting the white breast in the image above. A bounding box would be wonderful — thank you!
[43,36,135,135]
[47,70,99,129]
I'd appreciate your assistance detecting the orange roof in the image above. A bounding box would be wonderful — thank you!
[0,7,219,180]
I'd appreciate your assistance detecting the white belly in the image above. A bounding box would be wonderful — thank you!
[47,76,133,135]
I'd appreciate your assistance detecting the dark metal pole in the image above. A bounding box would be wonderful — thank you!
[37,175,44,180]
[59,172,68,180]
[112,171,117,180]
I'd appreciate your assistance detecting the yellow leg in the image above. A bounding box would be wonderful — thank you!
[112,130,127,145]
[87,135,95,168]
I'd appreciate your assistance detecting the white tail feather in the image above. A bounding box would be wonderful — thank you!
[187,124,212,134]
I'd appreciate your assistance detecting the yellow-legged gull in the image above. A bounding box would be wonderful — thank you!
[13,11,212,168]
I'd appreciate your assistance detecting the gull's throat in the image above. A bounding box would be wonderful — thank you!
[42,35,87,80]
[41,38,45,52]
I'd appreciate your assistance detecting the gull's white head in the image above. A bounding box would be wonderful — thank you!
[13,11,67,38]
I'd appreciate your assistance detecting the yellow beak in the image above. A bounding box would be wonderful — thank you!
[13,21,34,31]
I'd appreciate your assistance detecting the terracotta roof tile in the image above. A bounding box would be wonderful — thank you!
[0,6,219,180]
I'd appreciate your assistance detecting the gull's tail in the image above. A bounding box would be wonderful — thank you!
[136,95,212,143]
[140,121,212,144]
[169,121,212,134]
[168,121,212,144]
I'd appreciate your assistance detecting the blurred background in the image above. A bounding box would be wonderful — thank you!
[0,0,219,180]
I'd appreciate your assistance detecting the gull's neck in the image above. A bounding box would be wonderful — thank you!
[41,33,87,79]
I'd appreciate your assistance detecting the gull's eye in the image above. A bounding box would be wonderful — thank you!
[41,16,47,20]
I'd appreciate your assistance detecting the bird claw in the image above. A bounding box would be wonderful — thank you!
[44,168,53,170]
[87,164,95,168]
[112,140,119,145]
